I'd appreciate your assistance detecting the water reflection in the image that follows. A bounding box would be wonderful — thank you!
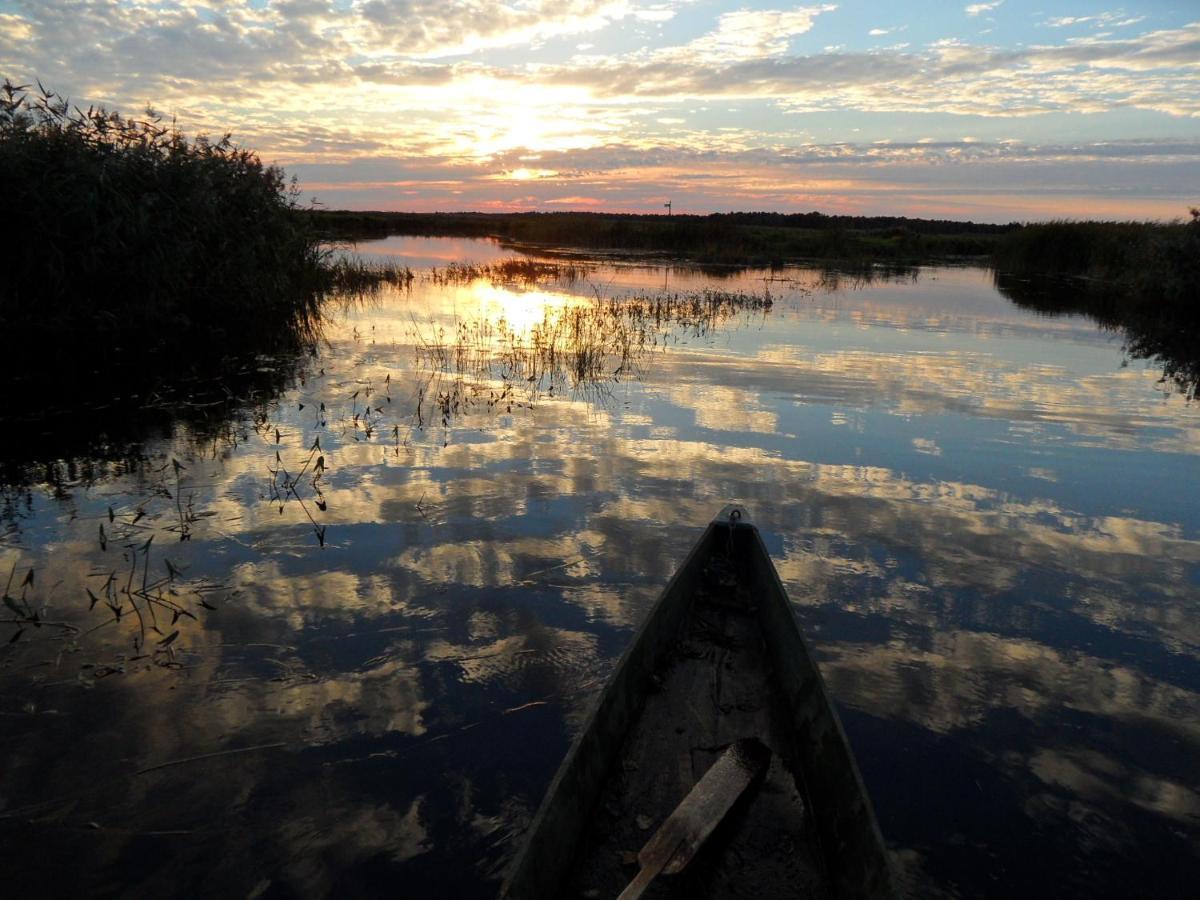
[1,240,1197,898]
[995,270,1200,402]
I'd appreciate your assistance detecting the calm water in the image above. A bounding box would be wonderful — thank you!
[1,238,1197,898]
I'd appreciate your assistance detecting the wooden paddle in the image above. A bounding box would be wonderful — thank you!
[617,738,771,900]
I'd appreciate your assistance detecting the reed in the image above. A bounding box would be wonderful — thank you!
[427,257,589,285]
[407,287,773,434]
[0,80,327,369]
[992,213,1200,303]
[321,256,415,295]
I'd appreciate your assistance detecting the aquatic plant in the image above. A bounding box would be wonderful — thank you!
[2,467,234,655]
[0,79,326,369]
[406,287,773,436]
[992,213,1200,304]
[427,257,589,286]
[322,256,415,296]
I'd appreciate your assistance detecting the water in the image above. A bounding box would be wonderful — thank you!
[1,238,1196,898]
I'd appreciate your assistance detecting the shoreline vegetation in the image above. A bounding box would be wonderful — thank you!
[311,209,1199,400]
[0,80,402,443]
[992,214,1200,303]
[0,81,331,369]
[992,214,1199,400]
[307,208,1012,267]
[307,208,1200,300]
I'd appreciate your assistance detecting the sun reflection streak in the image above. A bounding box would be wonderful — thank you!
[459,281,588,338]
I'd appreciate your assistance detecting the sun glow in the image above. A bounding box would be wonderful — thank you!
[464,282,586,338]
[430,79,612,158]
[493,167,559,181]
[2,2,1192,219]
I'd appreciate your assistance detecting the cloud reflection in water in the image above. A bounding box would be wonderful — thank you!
[0,243,1197,897]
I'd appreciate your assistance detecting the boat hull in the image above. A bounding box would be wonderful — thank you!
[503,507,893,898]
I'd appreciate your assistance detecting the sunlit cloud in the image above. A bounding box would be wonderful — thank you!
[965,1,1003,16]
[1044,12,1147,29]
[664,5,836,61]
[0,1,1196,218]
[536,23,1200,116]
[281,137,1199,221]
[356,0,643,58]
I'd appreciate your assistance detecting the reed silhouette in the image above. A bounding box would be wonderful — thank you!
[1,80,330,365]
[992,212,1200,305]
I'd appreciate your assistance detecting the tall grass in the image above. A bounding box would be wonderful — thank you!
[0,80,327,366]
[993,211,1200,399]
[407,287,774,433]
[322,256,415,295]
[992,212,1200,303]
[427,257,589,286]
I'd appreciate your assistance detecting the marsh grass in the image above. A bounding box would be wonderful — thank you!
[322,256,416,295]
[406,287,773,435]
[427,257,589,286]
[0,80,430,458]
[992,212,1200,399]
[0,81,332,361]
[996,269,1200,401]
[992,212,1200,302]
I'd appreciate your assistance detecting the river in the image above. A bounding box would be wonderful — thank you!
[1,236,1196,897]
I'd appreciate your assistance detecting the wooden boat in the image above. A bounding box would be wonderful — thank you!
[502,506,894,899]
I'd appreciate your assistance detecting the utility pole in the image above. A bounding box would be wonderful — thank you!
[664,200,672,216]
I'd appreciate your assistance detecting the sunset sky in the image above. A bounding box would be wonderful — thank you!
[2,1,1198,221]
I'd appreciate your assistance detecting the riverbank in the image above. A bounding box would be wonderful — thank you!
[308,210,1199,297]
[0,82,411,432]
[306,209,1010,266]
[992,214,1200,304]
[1,81,332,368]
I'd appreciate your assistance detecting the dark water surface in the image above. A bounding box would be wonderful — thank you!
[1,238,1196,898]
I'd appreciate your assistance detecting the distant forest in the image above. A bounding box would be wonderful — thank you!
[306,209,1013,266]
[309,208,1013,239]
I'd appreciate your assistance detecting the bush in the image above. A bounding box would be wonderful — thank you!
[993,211,1200,400]
[992,215,1199,305]
[0,79,326,365]
[1146,208,1200,305]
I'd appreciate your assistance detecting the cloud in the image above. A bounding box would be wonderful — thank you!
[529,23,1200,118]
[965,1,1003,16]
[661,5,837,62]
[280,136,1200,222]
[633,4,678,23]
[0,0,655,90]
[0,13,33,42]
[1046,15,1095,28]
[356,0,641,58]
[1045,12,1147,29]
[5,3,1195,130]
[1,1,1196,219]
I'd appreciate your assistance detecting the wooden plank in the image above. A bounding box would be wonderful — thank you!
[618,739,771,899]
